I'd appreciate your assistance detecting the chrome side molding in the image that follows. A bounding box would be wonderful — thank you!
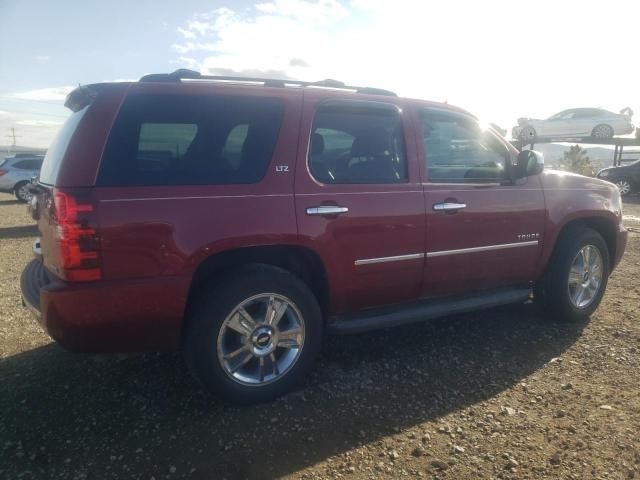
[427,240,539,258]
[354,253,425,266]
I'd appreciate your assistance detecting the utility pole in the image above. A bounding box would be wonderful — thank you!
[5,127,23,154]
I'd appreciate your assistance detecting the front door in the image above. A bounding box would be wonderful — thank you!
[415,106,546,297]
[295,94,425,314]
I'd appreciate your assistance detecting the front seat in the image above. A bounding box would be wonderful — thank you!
[347,127,400,183]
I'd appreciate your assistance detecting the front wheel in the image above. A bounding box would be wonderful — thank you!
[184,265,323,404]
[534,227,609,322]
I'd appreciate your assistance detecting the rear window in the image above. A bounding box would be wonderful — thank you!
[97,94,284,186]
[39,108,87,185]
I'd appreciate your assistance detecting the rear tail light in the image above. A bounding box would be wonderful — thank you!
[0,170,7,176]
[53,189,101,281]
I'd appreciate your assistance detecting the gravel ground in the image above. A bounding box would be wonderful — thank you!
[1,193,639,480]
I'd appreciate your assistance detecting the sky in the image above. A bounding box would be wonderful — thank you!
[0,0,639,148]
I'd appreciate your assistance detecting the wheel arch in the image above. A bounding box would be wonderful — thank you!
[184,244,330,322]
[13,180,29,191]
[543,216,618,276]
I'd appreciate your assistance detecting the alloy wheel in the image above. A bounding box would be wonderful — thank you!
[567,245,604,309]
[17,184,32,202]
[593,125,613,139]
[520,127,536,142]
[615,180,631,196]
[216,293,305,386]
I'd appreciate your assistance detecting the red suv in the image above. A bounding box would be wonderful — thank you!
[21,70,628,403]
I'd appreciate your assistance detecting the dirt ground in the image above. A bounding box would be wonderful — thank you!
[1,193,639,480]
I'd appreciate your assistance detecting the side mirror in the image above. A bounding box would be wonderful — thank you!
[514,150,544,179]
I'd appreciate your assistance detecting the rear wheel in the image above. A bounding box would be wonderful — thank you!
[591,124,614,139]
[534,227,609,322]
[614,178,632,196]
[184,265,323,404]
[14,182,32,202]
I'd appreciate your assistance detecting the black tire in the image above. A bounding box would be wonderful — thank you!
[591,124,613,139]
[14,181,31,202]
[184,264,323,404]
[519,126,537,144]
[534,227,609,322]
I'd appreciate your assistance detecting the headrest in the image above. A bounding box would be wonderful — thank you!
[350,127,389,158]
[311,133,325,156]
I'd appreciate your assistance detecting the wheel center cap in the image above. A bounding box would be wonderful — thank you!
[250,326,276,356]
[256,332,270,347]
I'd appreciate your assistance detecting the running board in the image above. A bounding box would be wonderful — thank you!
[327,287,532,335]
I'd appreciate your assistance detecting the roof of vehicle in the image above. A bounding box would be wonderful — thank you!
[4,155,44,162]
[65,69,473,118]
[555,107,614,115]
[6,153,44,159]
[139,68,400,97]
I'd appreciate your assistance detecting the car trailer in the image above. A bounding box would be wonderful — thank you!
[511,136,640,167]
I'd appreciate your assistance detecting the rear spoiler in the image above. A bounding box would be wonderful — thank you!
[64,85,98,112]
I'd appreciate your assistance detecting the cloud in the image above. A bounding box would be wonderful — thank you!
[35,55,50,64]
[177,27,197,39]
[16,119,64,127]
[289,57,309,68]
[171,1,353,79]
[0,110,9,116]
[8,86,75,102]
[255,0,347,21]
[174,57,200,69]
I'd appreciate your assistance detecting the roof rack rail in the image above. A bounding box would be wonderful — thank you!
[138,69,397,97]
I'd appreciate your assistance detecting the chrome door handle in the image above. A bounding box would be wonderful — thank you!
[433,202,467,212]
[306,206,349,216]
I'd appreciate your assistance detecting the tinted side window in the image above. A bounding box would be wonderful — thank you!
[14,159,43,170]
[573,110,598,119]
[420,109,507,183]
[40,107,88,185]
[309,102,407,184]
[98,94,284,186]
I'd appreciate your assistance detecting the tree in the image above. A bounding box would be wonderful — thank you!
[562,145,593,176]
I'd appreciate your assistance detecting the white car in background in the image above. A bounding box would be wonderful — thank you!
[512,108,635,143]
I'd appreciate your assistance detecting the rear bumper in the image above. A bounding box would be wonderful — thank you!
[20,259,189,353]
[616,124,635,136]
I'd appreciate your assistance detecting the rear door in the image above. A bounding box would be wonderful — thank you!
[295,94,426,314]
[416,106,546,297]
